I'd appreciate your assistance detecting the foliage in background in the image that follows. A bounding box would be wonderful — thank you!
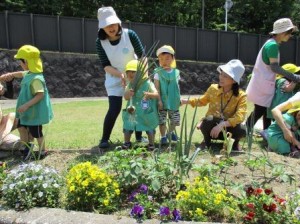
[2,0,300,34]
[65,161,120,213]
[2,162,62,210]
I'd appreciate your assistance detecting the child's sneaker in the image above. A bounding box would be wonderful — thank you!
[38,150,48,160]
[160,136,168,145]
[122,142,132,150]
[136,137,149,143]
[147,144,155,151]
[167,132,179,141]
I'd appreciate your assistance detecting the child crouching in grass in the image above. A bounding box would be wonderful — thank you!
[122,59,159,150]
[0,45,53,160]
[268,105,300,156]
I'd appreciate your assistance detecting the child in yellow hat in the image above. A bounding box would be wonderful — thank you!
[268,105,300,156]
[154,45,181,145]
[122,59,159,150]
[0,45,53,160]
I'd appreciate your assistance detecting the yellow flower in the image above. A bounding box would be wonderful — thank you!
[115,189,120,195]
[195,208,204,216]
[103,199,109,206]
[69,185,75,192]
[82,180,89,187]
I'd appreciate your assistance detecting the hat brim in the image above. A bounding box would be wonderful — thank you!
[217,65,240,84]
[270,25,298,34]
[98,16,121,29]
[156,47,175,57]
[287,107,300,114]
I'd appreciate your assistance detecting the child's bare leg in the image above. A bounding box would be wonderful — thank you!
[18,127,30,143]
[159,124,167,137]
[124,132,132,143]
[36,136,45,152]
[147,132,155,145]
[169,124,176,133]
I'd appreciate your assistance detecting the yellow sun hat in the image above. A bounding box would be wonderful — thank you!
[287,105,300,114]
[276,63,300,79]
[14,45,43,73]
[125,60,138,72]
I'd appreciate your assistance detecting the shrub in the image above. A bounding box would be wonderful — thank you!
[0,162,7,193]
[240,186,297,223]
[2,162,62,210]
[66,161,120,213]
[175,176,238,222]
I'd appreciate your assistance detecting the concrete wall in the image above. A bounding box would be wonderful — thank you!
[0,50,253,98]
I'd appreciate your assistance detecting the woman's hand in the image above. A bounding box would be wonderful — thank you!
[282,81,296,92]
[210,124,222,139]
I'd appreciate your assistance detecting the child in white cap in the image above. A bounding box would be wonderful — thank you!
[0,45,53,160]
[182,59,247,151]
[246,18,300,133]
[96,6,146,148]
[154,45,181,145]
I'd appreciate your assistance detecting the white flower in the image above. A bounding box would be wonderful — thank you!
[42,183,48,188]
[53,183,59,188]
[38,192,43,197]
[294,207,300,219]
[9,184,15,189]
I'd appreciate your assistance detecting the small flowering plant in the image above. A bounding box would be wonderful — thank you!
[2,162,62,210]
[66,161,120,213]
[175,176,238,222]
[240,186,295,223]
[0,161,7,192]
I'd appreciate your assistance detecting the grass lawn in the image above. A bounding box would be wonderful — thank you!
[4,99,210,150]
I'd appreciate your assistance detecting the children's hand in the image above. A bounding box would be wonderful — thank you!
[128,89,134,97]
[158,100,163,110]
[18,104,29,113]
[0,73,14,82]
[143,91,150,100]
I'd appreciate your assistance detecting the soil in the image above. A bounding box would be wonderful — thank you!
[1,137,300,199]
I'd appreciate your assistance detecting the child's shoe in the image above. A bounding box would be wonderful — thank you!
[122,142,132,150]
[167,132,179,141]
[136,137,149,143]
[160,136,168,145]
[147,144,155,151]
[38,150,48,160]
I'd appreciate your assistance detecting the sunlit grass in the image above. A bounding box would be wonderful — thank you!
[3,99,208,150]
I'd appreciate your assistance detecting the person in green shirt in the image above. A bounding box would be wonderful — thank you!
[0,45,53,160]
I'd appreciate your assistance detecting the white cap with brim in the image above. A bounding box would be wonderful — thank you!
[97,6,121,29]
[156,45,175,57]
[217,59,245,84]
[270,18,298,34]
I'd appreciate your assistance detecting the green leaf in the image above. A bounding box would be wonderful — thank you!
[151,178,161,191]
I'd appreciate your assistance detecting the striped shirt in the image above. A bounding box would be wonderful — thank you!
[96,29,144,68]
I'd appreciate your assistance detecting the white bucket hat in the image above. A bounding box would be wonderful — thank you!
[270,18,297,35]
[97,7,121,29]
[217,59,245,84]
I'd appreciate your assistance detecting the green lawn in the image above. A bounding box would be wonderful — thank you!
[4,100,209,149]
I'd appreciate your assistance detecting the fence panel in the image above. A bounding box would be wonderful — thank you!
[0,13,7,48]
[8,13,32,49]
[219,31,238,63]
[239,34,259,65]
[280,38,297,65]
[60,17,82,53]
[198,30,218,62]
[84,19,98,54]
[176,27,197,60]
[155,25,175,49]
[34,14,58,51]
[128,22,154,53]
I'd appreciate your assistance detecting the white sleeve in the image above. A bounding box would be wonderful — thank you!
[288,92,300,105]
[154,73,159,80]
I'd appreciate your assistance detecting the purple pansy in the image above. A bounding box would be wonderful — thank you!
[139,184,148,194]
[160,206,171,216]
[172,208,181,222]
[130,204,144,218]
[128,191,138,201]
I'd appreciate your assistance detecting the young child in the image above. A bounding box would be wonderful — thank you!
[268,105,300,156]
[154,45,181,145]
[122,59,159,150]
[0,45,53,159]
[267,63,300,119]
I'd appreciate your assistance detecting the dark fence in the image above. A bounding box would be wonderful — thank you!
[1,11,300,65]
